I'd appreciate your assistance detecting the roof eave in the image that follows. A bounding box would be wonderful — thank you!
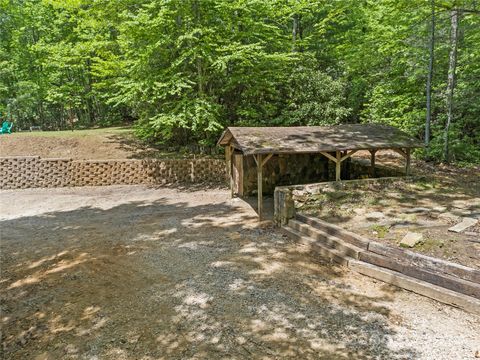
[216,128,232,146]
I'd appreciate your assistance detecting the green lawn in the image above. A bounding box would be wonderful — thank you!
[13,127,132,138]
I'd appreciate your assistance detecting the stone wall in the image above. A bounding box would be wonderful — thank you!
[241,153,331,195]
[274,177,418,225]
[0,156,227,190]
[239,154,405,196]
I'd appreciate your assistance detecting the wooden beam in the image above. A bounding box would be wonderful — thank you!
[320,150,357,163]
[225,145,234,198]
[234,153,244,197]
[256,154,263,220]
[320,151,338,163]
[393,148,407,158]
[405,148,411,176]
[369,149,377,177]
[335,150,341,181]
[262,153,273,167]
[340,149,359,162]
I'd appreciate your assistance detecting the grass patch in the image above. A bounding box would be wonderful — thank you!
[370,224,390,238]
[12,127,132,138]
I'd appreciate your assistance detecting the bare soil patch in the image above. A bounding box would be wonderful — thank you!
[0,128,187,160]
[300,179,480,269]
[295,150,480,268]
[1,186,479,359]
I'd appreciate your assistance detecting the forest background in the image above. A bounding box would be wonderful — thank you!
[1,0,479,163]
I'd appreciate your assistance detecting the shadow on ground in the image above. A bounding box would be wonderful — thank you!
[1,191,417,359]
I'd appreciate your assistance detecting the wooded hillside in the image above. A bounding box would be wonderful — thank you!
[1,0,479,163]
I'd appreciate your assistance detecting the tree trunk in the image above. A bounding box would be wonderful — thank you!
[425,0,435,148]
[193,0,203,95]
[292,14,298,52]
[292,14,303,52]
[444,8,459,162]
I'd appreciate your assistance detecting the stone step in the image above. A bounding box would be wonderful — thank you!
[288,219,363,259]
[281,225,350,266]
[295,213,370,249]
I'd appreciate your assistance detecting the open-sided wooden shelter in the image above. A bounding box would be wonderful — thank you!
[217,124,423,219]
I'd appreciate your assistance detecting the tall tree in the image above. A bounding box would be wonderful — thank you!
[1,0,479,162]
[444,8,459,162]
[425,0,435,148]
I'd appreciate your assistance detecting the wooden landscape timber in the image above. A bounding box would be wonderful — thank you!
[349,261,480,316]
[282,213,480,315]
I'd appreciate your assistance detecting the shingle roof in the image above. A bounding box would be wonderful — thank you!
[217,124,423,155]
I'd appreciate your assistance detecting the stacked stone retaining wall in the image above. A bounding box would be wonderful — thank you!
[0,156,227,189]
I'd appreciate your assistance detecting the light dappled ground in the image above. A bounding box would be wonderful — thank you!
[1,186,479,359]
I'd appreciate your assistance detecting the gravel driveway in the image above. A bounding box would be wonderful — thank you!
[1,186,479,359]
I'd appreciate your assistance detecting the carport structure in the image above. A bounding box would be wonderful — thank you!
[218,124,423,219]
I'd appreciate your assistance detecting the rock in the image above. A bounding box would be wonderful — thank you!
[353,208,366,215]
[438,212,460,221]
[470,212,480,220]
[450,209,473,216]
[400,232,423,248]
[366,211,385,220]
[401,214,419,223]
[448,217,478,233]
[405,207,430,214]
[432,206,447,213]
[229,232,241,240]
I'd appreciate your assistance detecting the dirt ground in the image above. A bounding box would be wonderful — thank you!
[0,128,172,160]
[0,128,221,160]
[1,186,479,359]
[301,178,480,269]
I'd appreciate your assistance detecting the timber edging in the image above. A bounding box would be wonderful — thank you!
[283,213,480,315]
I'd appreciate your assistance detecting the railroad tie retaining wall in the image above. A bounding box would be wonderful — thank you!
[282,213,480,314]
[0,156,227,189]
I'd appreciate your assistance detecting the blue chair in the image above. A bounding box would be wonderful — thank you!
[0,121,13,134]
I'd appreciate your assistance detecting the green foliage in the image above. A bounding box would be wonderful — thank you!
[0,0,479,162]
[276,66,350,126]
[370,224,390,239]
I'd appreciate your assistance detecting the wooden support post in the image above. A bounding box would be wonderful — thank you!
[393,148,407,158]
[257,154,263,220]
[369,149,377,177]
[335,150,341,181]
[225,145,234,197]
[405,148,411,176]
[320,150,357,181]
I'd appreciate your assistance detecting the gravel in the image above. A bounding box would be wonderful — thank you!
[1,185,479,359]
